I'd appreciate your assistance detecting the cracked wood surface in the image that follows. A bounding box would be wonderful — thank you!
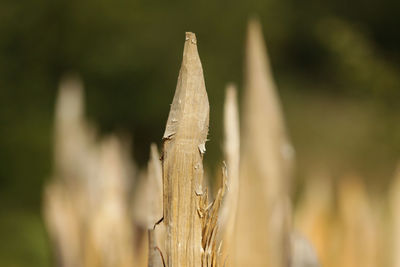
[162,32,209,267]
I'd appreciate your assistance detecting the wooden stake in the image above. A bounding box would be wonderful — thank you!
[234,19,294,267]
[218,84,240,263]
[294,173,333,267]
[337,175,379,267]
[162,32,209,267]
[133,143,163,229]
[132,144,164,267]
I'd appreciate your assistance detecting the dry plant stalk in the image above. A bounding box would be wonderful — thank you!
[162,32,209,267]
[234,19,294,267]
[218,84,240,263]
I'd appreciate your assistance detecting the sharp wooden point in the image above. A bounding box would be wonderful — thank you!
[163,32,209,147]
[162,32,209,266]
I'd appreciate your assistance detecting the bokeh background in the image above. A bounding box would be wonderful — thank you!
[1,0,400,266]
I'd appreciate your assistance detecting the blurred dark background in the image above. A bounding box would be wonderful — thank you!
[0,0,399,265]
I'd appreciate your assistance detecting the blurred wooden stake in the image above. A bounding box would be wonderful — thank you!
[294,174,333,267]
[132,144,164,267]
[45,75,137,267]
[234,18,294,267]
[218,84,240,263]
[53,74,97,182]
[162,32,209,267]
[84,136,135,267]
[44,182,82,267]
[133,144,163,229]
[337,175,379,267]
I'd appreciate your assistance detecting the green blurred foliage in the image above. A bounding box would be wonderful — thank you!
[0,0,399,265]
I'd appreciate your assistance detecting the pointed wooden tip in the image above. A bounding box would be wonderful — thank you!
[247,17,262,39]
[185,32,197,44]
[246,18,263,48]
[243,18,291,154]
[224,83,240,161]
[224,83,239,150]
[150,143,159,162]
[181,32,202,73]
[225,83,237,101]
[245,17,272,86]
[243,17,288,148]
[163,32,209,148]
[56,73,85,123]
